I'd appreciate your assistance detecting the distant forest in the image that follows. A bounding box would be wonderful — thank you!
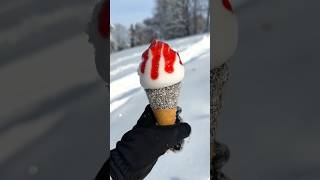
[111,0,209,52]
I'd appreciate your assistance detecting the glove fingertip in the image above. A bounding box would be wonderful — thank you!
[137,105,157,127]
[177,122,191,139]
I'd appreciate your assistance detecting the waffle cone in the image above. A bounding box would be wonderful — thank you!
[145,83,181,125]
[152,108,176,125]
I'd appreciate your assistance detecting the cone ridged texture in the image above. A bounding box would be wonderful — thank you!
[153,108,176,125]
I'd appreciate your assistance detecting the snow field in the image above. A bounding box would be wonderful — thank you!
[110,34,210,180]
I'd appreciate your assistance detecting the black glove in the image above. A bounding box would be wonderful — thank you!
[109,105,191,180]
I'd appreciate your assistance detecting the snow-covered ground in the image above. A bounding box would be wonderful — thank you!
[110,34,210,180]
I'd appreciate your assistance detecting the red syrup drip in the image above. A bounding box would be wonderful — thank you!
[140,49,148,73]
[222,0,234,13]
[163,43,176,73]
[98,1,110,38]
[140,40,156,74]
[150,41,162,80]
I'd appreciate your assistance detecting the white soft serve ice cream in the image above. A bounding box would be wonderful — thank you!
[213,0,238,68]
[138,40,184,89]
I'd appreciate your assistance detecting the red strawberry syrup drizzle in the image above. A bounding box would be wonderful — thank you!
[150,41,162,80]
[163,43,176,73]
[141,50,148,73]
[140,40,182,80]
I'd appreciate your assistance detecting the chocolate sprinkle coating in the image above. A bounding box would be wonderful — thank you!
[145,83,181,109]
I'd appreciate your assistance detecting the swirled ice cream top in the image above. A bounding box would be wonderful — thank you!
[138,40,185,89]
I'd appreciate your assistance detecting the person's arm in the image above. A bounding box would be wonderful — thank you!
[96,105,191,180]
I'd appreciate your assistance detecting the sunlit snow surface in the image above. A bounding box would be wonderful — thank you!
[110,34,210,180]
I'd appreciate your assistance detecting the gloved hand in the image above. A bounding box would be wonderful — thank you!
[109,105,191,180]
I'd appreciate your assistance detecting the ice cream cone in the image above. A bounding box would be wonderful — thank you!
[145,82,181,125]
[138,40,184,126]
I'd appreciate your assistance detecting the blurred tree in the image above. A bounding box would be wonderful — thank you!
[110,24,117,52]
[130,23,158,46]
[190,0,209,33]
[110,24,130,51]
[192,0,199,34]
[129,24,136,47]
[153,0,191,39]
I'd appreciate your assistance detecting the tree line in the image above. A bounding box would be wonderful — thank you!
[111,0,209,52]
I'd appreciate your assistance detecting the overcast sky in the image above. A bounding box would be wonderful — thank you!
[111,0,155,27]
